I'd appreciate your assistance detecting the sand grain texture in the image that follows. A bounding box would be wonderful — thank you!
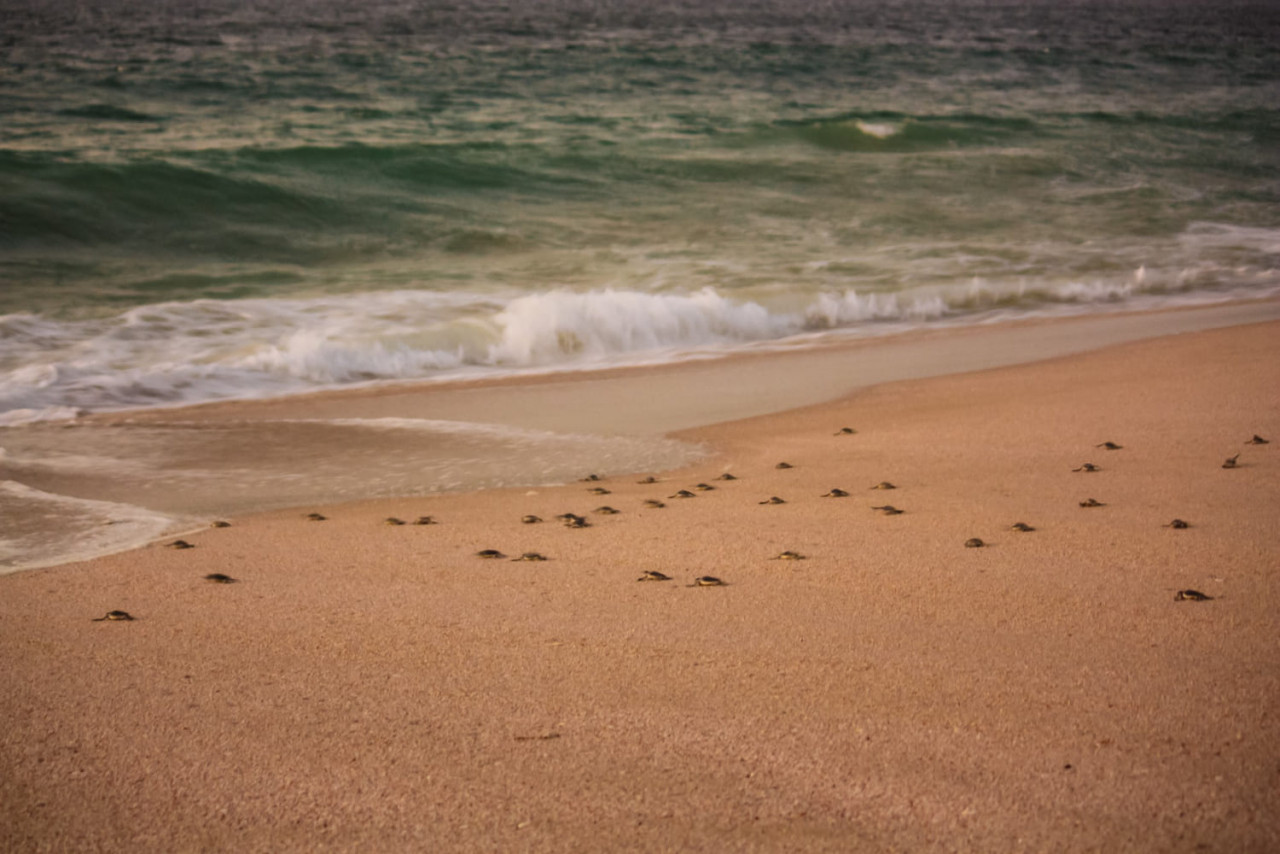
[2,322,1278,852]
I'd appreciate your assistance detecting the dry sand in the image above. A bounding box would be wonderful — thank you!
[2,320,1278,852]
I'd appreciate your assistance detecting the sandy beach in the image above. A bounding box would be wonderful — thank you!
[2,318,1277,852]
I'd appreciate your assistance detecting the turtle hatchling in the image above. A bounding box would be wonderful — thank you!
[167,539,194,550]
[637,570,673,582]
[384,517,405,526]
[1079,498,1105,508]
[637,476,659,484]
[1164,519,1190,529]
[775,462,794,470]
[771,550,806,560]
[714,473,738,481]
[670,489,697,499]
[643,499,667,509]
[204,573,236,584]
[521,515,543,524]
[1096,441,1123,450]
[210,520,231,528]
[93,610,135,622]
[759,496,786,505]
[593,506,620,515]
[581,474,602,482]
[872,505,903,515]
[694,483,716,491]
[1247,434,1269,445]
[413,516,437,525]
[305,512,327,521]
[1174,589,1213,601]
[476,549,507,559]
[1073,463,1100,473]
[587,486,612,495]
[512,552,547,562]
[563,514,590,528]
[835,427,857,435]
[1222,454,1240,469]
[1010,522,1036,532]
[870,481,896,490]
[822,488,849,498]
[964,538,985,548]
[691,576,725,587]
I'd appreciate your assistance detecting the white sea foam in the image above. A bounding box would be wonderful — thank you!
[2,253,1277,424]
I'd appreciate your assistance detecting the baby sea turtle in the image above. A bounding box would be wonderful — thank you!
[1096,441,1123,450]
[581,474,603,482]
[637,476,659,484]
[871,505,903,515]
[384,517,406,526]
[691,576,725,587]
[204,573,236,584]
[771,550,806,560]
[1174,589,1213,601]
[1010,522,1036,532]
[92,610,135,622]
[521,515,543,524]
[835,427,857,435]
[512,552,547,562]
[870,481,896,490]
[1222,454,1240,469]
[167,539,194,550]
[1078,498,1105,508]
[413,516,437,525]
[694,483,716,491]
[714,473,738,481]
[669,489,697,499]
[1073,463,1101,473]
[821,488,849,498]
[775,462,794,470]
[964,538,985,548]
[1247,434,1269,445]
[476,549,506,559]
[306,512,327,521]
[587,486,612,495]
[643,499,667,509]
[593,506,620,515]
[637,570,673,582]
[1164,519,1190,529]
[758,496,787,505]
[210,520,231,529]
[563,514,590,528]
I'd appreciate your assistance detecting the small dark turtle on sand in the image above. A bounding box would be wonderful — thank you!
[1079,498,1105,508]
[93,610,135,622]
[643,499,667,509]
[587,486,612,495]
[210,520,231,529]
[413,516,437,525]
[714,473,738,481]
[775,462,794,470]
[521,515,543,524]
[759,496,787,505]
[637,476,659,484]
[964,538,985,548]
[694,483,716,491]
[691,576,725,587]
[1164,519,1190,529]
[512,552,547,562]
[204,573,236,584]
[476,549,507,559]
[1010,522,1036,532]
[593,506,620,515]
[306,512,327,521]
[1222,454,1240,469]
[771,550,806,560]
[637,570,673,582]
[870,481,896,490]
[563,515,590,528]
[1096,442,1123,450]
[822,488,849,498]
[581,474,603,482]
[1247,434,1269,445]
[1073,463,1101,473]
[1174,589,1213,601]
[835,427,857,435]
[669,489,697,499]
[872,505,903,515]
[384,517,406,526]
[167,539,195,550]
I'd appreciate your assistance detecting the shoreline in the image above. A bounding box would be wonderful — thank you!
[2,298,1278,574]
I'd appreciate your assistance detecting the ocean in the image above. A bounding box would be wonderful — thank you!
[2,0,1279,568]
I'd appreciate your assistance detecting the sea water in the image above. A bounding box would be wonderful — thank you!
[2,0,1278,568]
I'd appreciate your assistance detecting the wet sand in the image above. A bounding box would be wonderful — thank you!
[2,319,1278,852]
